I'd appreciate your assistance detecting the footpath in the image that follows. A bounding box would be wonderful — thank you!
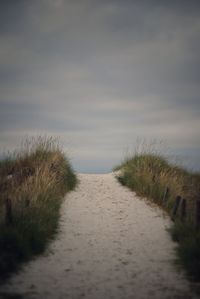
[0,173,197,299]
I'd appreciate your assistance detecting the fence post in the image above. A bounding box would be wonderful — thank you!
[180,198,186,222]
[195,200,200,229]
[171,196,181,221]
[163,187,169,204]
[25,199,30,207]
[5,198,13,225]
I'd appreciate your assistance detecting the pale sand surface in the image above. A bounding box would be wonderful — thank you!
[0,173,198,298]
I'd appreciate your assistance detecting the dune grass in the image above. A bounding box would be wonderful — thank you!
[0,136,77,282]
[115,144,200,281]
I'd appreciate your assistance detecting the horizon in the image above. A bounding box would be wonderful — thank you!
[1,0,200,173]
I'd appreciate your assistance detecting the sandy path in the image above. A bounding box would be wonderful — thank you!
[0,173,197,299]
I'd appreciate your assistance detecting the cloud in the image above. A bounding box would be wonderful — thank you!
[0,0,200,172]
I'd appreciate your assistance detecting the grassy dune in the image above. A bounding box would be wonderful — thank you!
[0,136,77,281]
[115,148,200,281]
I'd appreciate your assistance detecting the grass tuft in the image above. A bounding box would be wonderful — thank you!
[115,141,200,281]
[0,136,77,282]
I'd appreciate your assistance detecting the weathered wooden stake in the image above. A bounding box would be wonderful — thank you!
[180,198,186,222]
[171,196,181,221]
[195,199,200,229]
[5,197,13,225]
[163,187,169,204]
[25,199,30,207]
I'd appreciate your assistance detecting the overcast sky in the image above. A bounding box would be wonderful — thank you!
[0,0,200,173]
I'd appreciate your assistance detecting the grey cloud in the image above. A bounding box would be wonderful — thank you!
[0,0,200,172]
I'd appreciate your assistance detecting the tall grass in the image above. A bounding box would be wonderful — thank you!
[115,142,200,281]
[0,136,77,282]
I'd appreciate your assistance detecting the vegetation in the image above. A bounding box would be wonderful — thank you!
[0,136,77,282]
[170,221,200,281]
[115,144,200,281]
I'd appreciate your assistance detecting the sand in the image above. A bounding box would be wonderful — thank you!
[0,173,198,299]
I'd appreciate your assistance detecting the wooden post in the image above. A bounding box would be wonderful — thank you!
[25,199,30,207]
[163,187,169,204]
[195,199,200,229]
[171,196,181,221]
[180,198,186,222]
[5,198,13,225]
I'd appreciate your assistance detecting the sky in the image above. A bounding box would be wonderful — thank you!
[0,0,200,173]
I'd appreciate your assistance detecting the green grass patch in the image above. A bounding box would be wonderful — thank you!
[169,221,200,281]
[0,136,77,282]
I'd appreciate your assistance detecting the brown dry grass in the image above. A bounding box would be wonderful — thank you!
[0,136,76,281]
